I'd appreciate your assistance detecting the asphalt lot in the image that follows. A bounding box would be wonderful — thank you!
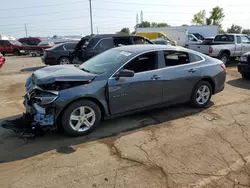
[0,56,250,188]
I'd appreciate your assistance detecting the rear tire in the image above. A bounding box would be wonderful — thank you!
[190,81,212,108]
[241,73,250,79]
[220,53,229,65]
[61,100,101,137]
[58,57,71,65]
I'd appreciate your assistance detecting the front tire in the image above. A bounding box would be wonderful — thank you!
[61,100,101,136]
[190,81,212,108]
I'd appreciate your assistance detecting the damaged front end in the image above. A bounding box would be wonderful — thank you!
[24,84,59,129]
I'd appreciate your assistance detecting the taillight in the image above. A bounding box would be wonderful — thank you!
[209,47,213,54]
[221,63,226,71]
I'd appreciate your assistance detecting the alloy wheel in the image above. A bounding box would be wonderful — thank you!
[196,85,210,105]
[69,106,96,132]
[60,58,70,65]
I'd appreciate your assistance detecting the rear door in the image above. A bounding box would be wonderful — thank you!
[4,41,12,53]
[241,36,250,55]
[160,50,202,103]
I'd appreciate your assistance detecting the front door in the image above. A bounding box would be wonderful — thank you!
[160,51,202,103]
[108,51,163,115]
[241,36,250,55]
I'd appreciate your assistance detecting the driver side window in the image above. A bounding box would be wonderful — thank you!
[123,52,158,73]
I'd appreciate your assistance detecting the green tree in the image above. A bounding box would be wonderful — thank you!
[116,28,130,34]
[137,21,151,28]
[227,24,242,34]
[192,10,206,25]
[182,24,189,26]
[242,29,250,35]
[192,6,225,29]
[151,22,158,27]
[208,6,225,27]
[157,22,169,27]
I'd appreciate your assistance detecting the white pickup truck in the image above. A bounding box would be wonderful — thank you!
[188,34,250,64]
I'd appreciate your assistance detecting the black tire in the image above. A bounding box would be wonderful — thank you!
[241,73,250,79]
[61,100,101,136]
[190,81,213,108]
[1,53,5,56]
[220,53,229,65]
[13,49,20,56]
[58,57,71,65]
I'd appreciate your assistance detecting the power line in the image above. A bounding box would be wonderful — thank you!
[0,0,87,11]
[93,0,250,7]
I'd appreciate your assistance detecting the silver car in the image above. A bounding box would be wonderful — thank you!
[24,45,226,136]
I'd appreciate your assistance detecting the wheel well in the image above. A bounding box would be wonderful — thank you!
[57,97,105,123]
[200,78,215,94]
[220,50,230,57]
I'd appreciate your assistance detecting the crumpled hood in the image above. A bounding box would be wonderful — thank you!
[32,65,96,85]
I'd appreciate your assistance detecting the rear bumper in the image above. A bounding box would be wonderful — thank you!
[238,62,250,73]
[213,71,226,94]
[42,57,58,65]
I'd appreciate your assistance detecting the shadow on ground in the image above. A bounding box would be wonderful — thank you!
[20,66,46,72]
[0,103,213,163]
[227,78,250,90]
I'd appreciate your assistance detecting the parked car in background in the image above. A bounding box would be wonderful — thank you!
[0,40,25,56]
[188,34,250,64]
[18,37,43,46]
[186,34,203,47]
[42,42,77,65]
[24,45,226,136]
[0,53,5,67]
[191,33,205,41]
[188,37,215,55]
[72,34,154,63]
[151,39,171,45]
[238,52,250,79]
[208,34,250,64]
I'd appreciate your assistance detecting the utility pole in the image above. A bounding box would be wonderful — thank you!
[96,27,99,34]
[89,0,93,35]
[24,24,28,37]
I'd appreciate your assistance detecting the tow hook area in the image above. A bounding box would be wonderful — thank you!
[1,104,56,139]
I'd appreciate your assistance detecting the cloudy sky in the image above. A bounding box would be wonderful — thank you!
[1,0,250,38]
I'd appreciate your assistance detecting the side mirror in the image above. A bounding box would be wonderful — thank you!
[115,69,134,78]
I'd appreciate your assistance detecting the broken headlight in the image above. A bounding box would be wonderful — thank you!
[30,88,58,106]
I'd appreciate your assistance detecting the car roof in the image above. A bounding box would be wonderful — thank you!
[114,44,186,54]
[83,34,144,39]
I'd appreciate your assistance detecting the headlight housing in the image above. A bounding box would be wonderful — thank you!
[240,56,248,62]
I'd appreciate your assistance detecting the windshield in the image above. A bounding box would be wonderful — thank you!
[9,40,22,45]
[79,49,133,74]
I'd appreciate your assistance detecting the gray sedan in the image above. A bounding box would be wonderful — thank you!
[24,45,226,136]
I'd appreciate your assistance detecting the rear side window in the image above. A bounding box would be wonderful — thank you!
[189,53,203,63]
[214,35,234,42]
[133,37,151,44]
[64,43,76,50]
[0,40,4,45]
[113,37,132,46]
[163,51,189,66]
[94,38,114,50]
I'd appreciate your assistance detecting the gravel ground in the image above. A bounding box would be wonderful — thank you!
[0,56,250,188]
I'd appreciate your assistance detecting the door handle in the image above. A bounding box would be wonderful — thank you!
[151,75,162,80]
[188,68,197,73]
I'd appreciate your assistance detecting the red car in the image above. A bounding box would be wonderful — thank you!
[0,40,25,56]
[0,54,5,67]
